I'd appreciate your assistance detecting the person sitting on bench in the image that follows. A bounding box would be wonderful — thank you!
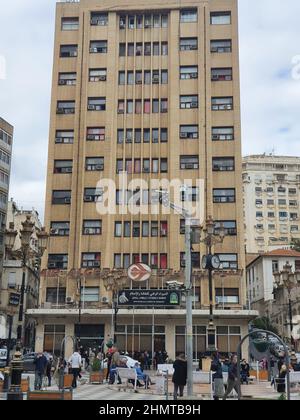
[134,362,153,389]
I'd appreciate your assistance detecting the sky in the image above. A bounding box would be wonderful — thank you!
[0,0,300,222]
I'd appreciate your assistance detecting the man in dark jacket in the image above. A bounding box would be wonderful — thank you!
[223,354,239,400]
[34,352,48,390]
[172,354,187,399]
[211,352,224,400]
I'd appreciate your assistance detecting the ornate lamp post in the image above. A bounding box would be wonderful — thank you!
[273,262,300,347]
[103,272,127,345]
[200,217,226,352]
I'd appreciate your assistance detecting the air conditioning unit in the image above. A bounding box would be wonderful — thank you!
[99,75,107,81]
[180,133,188,139]
[70,51,78,57]
[50,229,59,235]
[65,198,71,204]
[96,164,104,171]
[66,297,73,304]
[56,108,64,114]
[212,135,219,140]
[58,80,66,85]
[93,261,100,267]
[88,105,95,111]
[190,73,198,78]
[84,196,93,202]
[87,134,96,140]
[90,47,98,53]
[55,138,63,143]
[191,102,198,108]
[102,296,109,304]
[65,167,72,173]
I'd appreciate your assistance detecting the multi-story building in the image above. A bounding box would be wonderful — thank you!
[0,118,13,340]
[243,154,300,254]
[29,0,256,359]
[0,200,42,349]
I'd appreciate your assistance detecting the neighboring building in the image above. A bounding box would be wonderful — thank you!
[29,0,256,359]
[0,200,42,349]
[246,249,300,349]
[0,118,13,339]
[243,154,300,253]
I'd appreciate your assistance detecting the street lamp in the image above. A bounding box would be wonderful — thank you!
[273,262,300,347]
[200,217,226,353]
[5,217,48,354]
[103,272,127,345]
[155,189,194,397]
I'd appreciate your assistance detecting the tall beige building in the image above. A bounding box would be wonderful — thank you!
[243,155,300,254]
[29,0,256,359]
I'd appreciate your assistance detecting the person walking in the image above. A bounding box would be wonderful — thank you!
[33,352,48,390]
[172,354,187,400]
[240,359,250,385]
[46,355,53,387]
[110,347,122,385]
[223,355,239,400]
[277,364,287,393]
[210,352,224,400]
[68,349,82,388]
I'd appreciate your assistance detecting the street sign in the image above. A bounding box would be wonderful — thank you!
[127,263,151,282]
[118,289,181,307]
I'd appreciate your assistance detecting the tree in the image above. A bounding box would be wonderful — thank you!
[291,238,300,252]
[251,317,279,335]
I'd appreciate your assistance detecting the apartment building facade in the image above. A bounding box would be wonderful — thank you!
[243,155,300,254]
[29,0,256,359]
[0,118,13,339]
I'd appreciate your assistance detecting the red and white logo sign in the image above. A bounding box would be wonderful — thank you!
[128,263,151,282]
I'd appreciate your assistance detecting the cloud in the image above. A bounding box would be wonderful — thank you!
[0,0,300,221]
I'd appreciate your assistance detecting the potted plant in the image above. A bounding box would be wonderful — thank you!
[90,358,104,384]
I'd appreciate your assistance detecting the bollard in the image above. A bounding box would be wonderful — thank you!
[7,349,23,400]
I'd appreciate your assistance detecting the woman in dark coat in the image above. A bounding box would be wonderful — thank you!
[172,354,187,399]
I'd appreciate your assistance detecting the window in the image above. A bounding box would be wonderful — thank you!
[128,15,135,29]
[119,16,126,29]
[215,289,239,304]
[151,222,158,237]
[83,220,102,235]
[180,66,198,80]
[162,14,168,28]
[84,188,103,202]
[144,15,152,28]
[278,199,287,206]
[81,253,101,268]
[152,129,159,143]
[180,252,200,268]
[128,43,134,56]
[85,157,104,171]
[125,159,133,173]
[135,71,142,84]
[212,127,234,141]
[115,222,122,237]
[54,160,73,174]
[118,71,125,85]
[114,254,122,268]
[180,156,199,170]
[161,128,168,143]
[91,12,108,26]
[289,188,297,195]
[89,68,106,82]
[278,187,286,194]
[136,15,143,29]
[152,159,159,173]
[0,129,12,146]
[119,43,126,56]
[180,125,199,139]
[52,190,71,205]
[181,187,198,202]
[48,254,68,270]
[160,254,168,269]
[60,45,78,58]
[123,254,131,269]
[153,14,160,28]
[143,129,150,143]
[215,221,237,236]
[151,254,158,269]
[211,40,232,53]
[210,12,231,25]
[161,70,168,84]
[134,129,141,143]
[58,72,76,86]
[118,100,125,114]
[61,17,79,31]
[212,68,233,81]
[87,97,106,111]
[90,41,107,53]
[160,221,168,237]
[180,10,197,23]
[44,325,65,356]
[161,99,168,113]
[135,100,142,114]
[213,189,235,203]
[46,288,66,304]
[127,100,133,114]
[160,159,168,173]
[133,222,140,237]
[55,130,74,144]
[136,43,143,56]
[272,260,279,273]
[124,222,131,237]
[256,212,263,218]
[217,254,238,269]
[144,43,151,56]
[212,157,235,171]
[152,99,159,113]
[152,70,159,84]
[180,95,198,109]
[0,171,9,186]
[161,42,168,56]
[56,101,75,114]
[86,127,105,141]
[180,38,198,51]
[144,71,151,85]
[50,222,70,237]
[81,287,99,302]
[134,159,141,173]
[153,43,160,56]
[268,212,275,218]
[212,97,233,111]
[142,222,149,237]
[267,199,274,206]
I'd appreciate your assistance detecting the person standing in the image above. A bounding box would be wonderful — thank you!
[210,352,224,400]
[33,352,48,390]
[172,354,187,400]
[68,349,82,388]
[110,347,122,385]
[46,355,53,387]
[223,355,239,400]
[240,359,250,385]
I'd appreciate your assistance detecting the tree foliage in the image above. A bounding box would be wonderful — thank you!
[251,317,279,335]
[291,238,300,252]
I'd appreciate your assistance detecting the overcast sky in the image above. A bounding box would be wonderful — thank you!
[0,0,300,222]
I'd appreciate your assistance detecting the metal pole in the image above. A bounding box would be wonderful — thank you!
[114,291,117,344]
[288,295,294,348]
[208,267,213,324]
[6,314,13,366]
[185,217,193,397]
[18,269,26,346]
[77,275,82,349]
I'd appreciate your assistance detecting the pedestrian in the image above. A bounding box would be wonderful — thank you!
[68,349,82,388]
[46,355,53,387]
[277,364,287,393]
[144,351,150,370]
[110,347,122,385]
[222,355,239,400]
[210,352,224,400]
[172,354,187,400]
[33,352,48,390]
[240,359,250,385]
